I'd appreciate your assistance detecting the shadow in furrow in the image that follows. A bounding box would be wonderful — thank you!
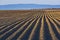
[32,17,42,40]
[11,18,34,40]
[49,17,60,28]
[0,18,33,40]
[0,19,22,30]
[19,18,38,40]
[0,18,24,30]
[47,16,60,40]
[0,17,31,35]
[55,19,60,22]
[44,16,52,40]
[0,16,31,31]
[50,15,60,22]
[0,21,22,35]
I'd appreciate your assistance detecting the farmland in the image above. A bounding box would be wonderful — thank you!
[0,9,60,40]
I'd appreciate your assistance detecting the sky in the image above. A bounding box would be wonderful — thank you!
[0,0,60,5]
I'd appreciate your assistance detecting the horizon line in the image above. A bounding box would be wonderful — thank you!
[0,4,60,5]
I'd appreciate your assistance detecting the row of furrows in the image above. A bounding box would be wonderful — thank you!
[0,13,60,40]
[46,13,60,21]
[45,15,60,40]
[0,12,36,30]
[0,15,32,30]
[0,14,41,40]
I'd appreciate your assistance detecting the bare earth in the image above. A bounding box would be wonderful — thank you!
[0,9,60,40]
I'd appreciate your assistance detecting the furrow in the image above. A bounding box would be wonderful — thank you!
[45,15,58,40]
[16,18,37,40]
[39,15,44,40]
[0,17,33,38]
[0,17,34,40]
[28,17,40,40]
[48,15,60,34]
